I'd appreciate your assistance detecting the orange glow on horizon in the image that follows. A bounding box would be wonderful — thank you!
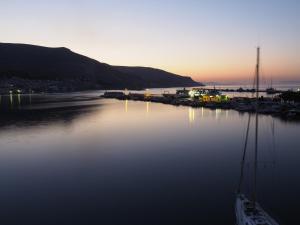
[1,1,299,83]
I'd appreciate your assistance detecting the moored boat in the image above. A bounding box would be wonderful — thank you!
[266,87,277,94]
[235,47,280,225]
[236,194,279,225]
[176,88,190,98]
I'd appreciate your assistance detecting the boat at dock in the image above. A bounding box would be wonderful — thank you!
[235,47,279,225]
[207,87,221,96]
[175,88,190,98]
[236,194,279,225]
[266,87,277,94]
[266,78,278,94]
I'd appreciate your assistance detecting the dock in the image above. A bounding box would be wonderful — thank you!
[102,92,300,120]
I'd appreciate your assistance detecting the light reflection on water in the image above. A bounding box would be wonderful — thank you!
[188,108,195,124]
[146,101,150,114]
[125,99,128,113]
[0,95,299,225]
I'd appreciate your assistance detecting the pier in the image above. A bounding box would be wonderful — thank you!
[102,92,300,120]
[198,87,283,94]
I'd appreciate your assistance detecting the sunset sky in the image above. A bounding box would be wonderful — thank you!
[1,0,299,82]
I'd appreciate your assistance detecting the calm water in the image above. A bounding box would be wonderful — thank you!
[0,92,299,225]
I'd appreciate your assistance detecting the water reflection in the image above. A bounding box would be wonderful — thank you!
[0,94,103,128]
[188,107,195,123]
[125,99,128,113]
[215,109,221,120]
[10,93,13,106]
[187,107,231,124]
[0,104,101,129]
[17,93,21,106]
[146,102,150,114]
[3,93,33,109]
[124,100,151,116]
[0,96,299,225]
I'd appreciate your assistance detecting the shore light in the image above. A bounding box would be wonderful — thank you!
[189,90,194,97]
[145,89,151,97]
[124,88,129,95]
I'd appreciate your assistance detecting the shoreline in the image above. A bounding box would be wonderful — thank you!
[102,92,300,121]
[1,91,300,121]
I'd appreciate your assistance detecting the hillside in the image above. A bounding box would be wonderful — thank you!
[113,66,201,88]
[0,43,201,92]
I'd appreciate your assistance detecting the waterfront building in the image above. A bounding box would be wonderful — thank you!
[188,88,229,102]
[188,88,206,98]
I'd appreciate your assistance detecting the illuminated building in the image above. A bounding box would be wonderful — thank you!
[188,88,206,98]
[189,88,229,102]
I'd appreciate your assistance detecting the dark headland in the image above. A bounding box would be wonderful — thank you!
[0,43,202,93]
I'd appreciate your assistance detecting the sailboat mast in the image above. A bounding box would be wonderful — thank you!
[237,115,251,194]
[253,47,260,207]
[271,77,273,88]
[256,47,260,100]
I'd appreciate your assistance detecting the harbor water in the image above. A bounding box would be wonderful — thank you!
[0,91,299,225]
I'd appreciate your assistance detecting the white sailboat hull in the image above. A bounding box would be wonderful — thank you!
[235,194,279,225]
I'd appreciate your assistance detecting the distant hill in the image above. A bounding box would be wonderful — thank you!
[0,43,201,92]
[113,66,202,88]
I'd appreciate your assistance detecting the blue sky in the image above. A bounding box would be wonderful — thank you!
[1,0,299,81]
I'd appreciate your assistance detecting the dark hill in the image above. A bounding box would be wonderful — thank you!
[0,43,201,92]
[113,66,201,88]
